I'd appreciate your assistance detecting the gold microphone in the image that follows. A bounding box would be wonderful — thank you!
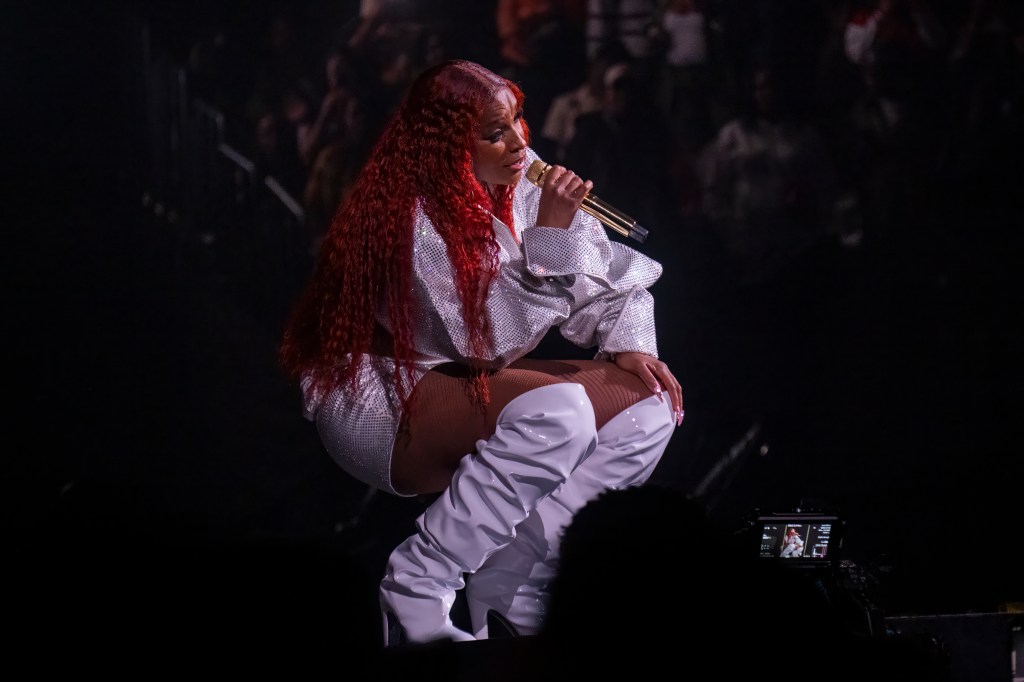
[524,159,648,244]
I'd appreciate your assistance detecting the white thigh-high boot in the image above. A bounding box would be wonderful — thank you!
[466,392,675,638]
[379,382,597,646]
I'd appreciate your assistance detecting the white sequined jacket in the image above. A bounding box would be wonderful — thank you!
[305,147,664,494]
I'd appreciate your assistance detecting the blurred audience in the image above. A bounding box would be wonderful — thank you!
[564,59,683,234]
[302,92,378,258]
[699,62,839,286]
[253,105,304,199]
[844,0,946,68]
[585,0,659,64]
[495,0,588,144]
[294,45,364,168]
[496,0,586,69]
[655,0,718,154]
[942,0,1024,190]
[538,40,632,163]
[838,1,949,243]
[146,0,1023,320]
[244,6,318,134]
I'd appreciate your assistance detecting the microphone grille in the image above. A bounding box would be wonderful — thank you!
[524,159,549,187]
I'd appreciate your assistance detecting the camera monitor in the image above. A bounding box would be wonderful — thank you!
[755,513,843,569]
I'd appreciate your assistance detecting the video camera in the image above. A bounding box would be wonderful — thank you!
[750,509,844,572]
[740,506,887,636]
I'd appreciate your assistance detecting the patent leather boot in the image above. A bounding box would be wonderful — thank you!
[466,392,675,637]
[380,382,597,645]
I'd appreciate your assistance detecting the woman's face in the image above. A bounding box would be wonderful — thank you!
[472,87,527,188]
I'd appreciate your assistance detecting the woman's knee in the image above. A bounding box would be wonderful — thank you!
[566,363,653,430]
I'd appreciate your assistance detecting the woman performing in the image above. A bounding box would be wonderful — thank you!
[278,59,684,646]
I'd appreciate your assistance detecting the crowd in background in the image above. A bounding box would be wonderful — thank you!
[146,0,1023,290]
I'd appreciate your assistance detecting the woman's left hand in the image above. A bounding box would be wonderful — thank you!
[614,352,684,426]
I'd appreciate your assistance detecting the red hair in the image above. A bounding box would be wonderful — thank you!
[279,60,529,413]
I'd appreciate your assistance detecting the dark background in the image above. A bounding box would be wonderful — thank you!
[6,0,1022,664]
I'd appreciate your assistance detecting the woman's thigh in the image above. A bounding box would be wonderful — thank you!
[390,364,573,496]
[508,358,652,429]
[390,359,653,496]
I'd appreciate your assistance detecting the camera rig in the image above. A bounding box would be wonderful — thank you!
[739,507,887,636]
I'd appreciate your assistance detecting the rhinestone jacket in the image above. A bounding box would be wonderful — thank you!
[304,147,664,494]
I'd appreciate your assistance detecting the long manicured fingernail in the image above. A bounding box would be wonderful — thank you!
[653,382,663,401]
[676,409,684,427]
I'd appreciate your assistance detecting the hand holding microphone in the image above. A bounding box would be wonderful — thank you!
[525,159,649,244]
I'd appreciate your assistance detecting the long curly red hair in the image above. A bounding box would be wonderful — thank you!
[279,60,529,413]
